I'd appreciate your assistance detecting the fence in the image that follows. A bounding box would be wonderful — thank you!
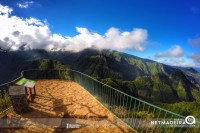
[0,69,198,132]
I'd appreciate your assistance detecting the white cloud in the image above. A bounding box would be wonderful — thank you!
[155,45,184,58]
[66,27,147,52]
[0,4,13,16]
[164,58,185,66]
[188,53,200,63]
[25,17,45,26]
[0,4,148,52]
[188,37,200,48]
[17,1,34,8]
[154,57,198,68]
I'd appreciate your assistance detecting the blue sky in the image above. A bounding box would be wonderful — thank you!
[0,0,200,68]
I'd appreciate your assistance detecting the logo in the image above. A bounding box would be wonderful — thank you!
[66,123,81,129]
[150,115,196,128]
[185,116,195,125]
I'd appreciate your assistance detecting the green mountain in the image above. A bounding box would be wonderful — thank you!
[0,49,200,104]
[51,49,175,79]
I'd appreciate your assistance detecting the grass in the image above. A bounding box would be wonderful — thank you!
[0,90,11,113]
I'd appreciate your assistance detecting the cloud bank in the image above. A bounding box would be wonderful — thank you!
[155,45,184,58]
[189,53,200,63]
[0,4,148,52]
[164,58,185,66]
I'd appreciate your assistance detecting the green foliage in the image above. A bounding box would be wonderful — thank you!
[132,111,154,119]
[158,102,200,118]
[101,78,119,88]
[176,82,187,100]
[38,59,69,70]
[192,89,200,102]
[134,76,153,98]
[0,90,11,112]
[23,59,71,80]
[38,59,49,70]
[111,51,121,61]
[101,71,200,104]
[101,78,138,96]
[23,59,70,71]
[78,55,122,79]
[135,76,153,90]
[152,80,178,103]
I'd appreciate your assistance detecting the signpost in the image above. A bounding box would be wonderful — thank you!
[15,78,36,101]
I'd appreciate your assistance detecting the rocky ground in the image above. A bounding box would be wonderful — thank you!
[1,80,135,133]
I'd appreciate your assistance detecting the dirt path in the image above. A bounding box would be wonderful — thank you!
[1,80,135,133]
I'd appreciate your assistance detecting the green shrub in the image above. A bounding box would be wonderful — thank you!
[132,111,154,119]
[0,90,11,112]
[158,102,200,118]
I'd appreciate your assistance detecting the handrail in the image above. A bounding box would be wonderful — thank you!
[0,73,23,87]
[72,70,186,119]
[0,69,196,132]
[0,69,185,118]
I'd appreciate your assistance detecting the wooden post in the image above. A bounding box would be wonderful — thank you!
[33,86,36,96]
[25,87,28,95]
[29,87,33,102]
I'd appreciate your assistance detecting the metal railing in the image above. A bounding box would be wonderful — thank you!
[0,69,198,132]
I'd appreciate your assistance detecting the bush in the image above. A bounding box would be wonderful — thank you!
[132,111,154,119]
[158,102,200,118]
[0,90,11,112]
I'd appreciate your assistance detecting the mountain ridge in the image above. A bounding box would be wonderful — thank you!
[0,49,199,83]
[0,49,199,104]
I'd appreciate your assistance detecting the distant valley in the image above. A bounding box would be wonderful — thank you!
[0,49,200,104]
